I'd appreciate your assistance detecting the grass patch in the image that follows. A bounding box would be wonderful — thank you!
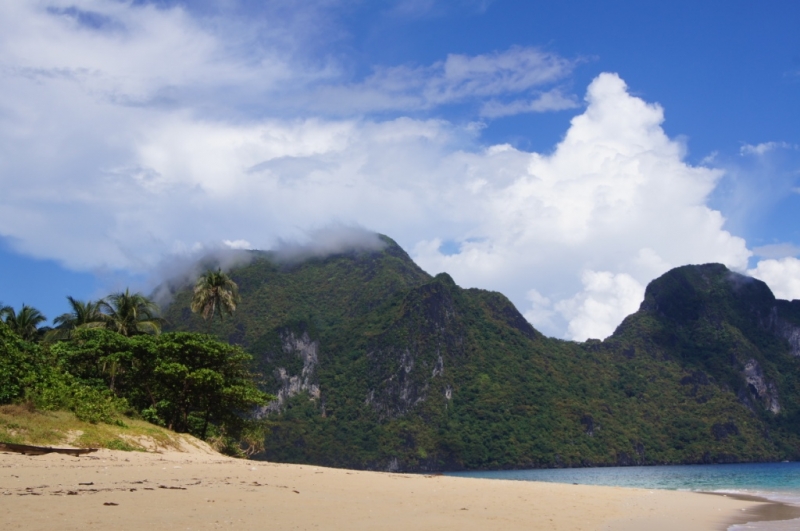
[0,403,191,452]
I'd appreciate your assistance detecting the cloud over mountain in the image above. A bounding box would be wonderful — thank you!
[0,1,791,340]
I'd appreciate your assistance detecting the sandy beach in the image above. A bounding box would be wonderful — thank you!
[1,447,796,531]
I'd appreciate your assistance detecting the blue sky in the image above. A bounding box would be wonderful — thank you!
[0,0,798,339]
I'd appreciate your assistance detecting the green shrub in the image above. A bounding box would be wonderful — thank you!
[27,371,127,424]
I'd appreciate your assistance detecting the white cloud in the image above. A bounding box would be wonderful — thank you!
[305,46,577,114]
[0,2,756,340]
[748,258,800,300]
[0,1,551,268]
[555,271,645,341]
[271,225,387,262]
[740,141,795,156]
[480,88,579,118]
[699,151,719,165]
[0,1,295,110]
[413,73,750,339]
[223,239,252,250]
[1,2,572,121]
[523,288,556,332]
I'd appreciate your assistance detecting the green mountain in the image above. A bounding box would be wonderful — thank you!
[162,237,800,471]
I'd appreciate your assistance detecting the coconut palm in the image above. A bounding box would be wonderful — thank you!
[191,269,240,331]
[47,297,106,340]
[0,304,47,341]
[99,289,162,336]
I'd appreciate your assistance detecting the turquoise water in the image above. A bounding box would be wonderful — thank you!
[448,463,800,530]
[448,462,800,492]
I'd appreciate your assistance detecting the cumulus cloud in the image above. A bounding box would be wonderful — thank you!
[523,289,556,333]
[413,73,750,339]
[748,258,800,301]
[0,1,771,340]
[554,271,645,341]
[1,1,545,269]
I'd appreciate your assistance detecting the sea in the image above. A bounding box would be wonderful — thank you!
[448,462,800,530]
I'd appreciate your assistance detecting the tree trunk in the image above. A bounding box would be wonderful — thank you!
[201,407,211,440]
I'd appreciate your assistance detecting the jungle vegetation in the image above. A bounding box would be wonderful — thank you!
[0,283,270,455]
[161,237,800,471]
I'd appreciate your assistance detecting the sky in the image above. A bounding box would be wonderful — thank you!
[0,0,798,340]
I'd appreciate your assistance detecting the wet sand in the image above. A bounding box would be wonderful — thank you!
[1,448,795,530]
[707,492,800,529]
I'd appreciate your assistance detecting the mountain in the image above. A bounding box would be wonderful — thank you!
[161,237,800,471]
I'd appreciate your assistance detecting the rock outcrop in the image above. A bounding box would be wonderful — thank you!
[742,358,780,414]
[261,331,320,414]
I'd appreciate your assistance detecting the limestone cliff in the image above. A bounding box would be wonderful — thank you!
[260,330,320,414]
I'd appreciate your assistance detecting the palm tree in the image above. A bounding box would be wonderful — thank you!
[0,304,47,341]
[191,269,240,331]
[50,296,105,339]
[99,289,162,336]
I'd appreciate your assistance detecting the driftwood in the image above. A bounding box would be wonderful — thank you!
[0,442,98,457]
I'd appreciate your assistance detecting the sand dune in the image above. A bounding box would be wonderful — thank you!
[0,447,788,530]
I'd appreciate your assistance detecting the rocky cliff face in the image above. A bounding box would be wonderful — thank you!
[629,263,795,417]
[742,358,780,414]
[777,321,800,357]
[773,301,800,357]
[260,330,321,414]
[364,275,465,419]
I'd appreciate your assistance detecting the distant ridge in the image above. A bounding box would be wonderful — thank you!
[163,237,800,471]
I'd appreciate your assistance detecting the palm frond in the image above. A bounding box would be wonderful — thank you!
[191,269,241,330]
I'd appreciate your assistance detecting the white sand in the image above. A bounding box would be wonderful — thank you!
[0,448,772,530]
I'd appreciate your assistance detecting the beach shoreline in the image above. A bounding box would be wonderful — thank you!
[705,492,800,529]
[1,448,796,530]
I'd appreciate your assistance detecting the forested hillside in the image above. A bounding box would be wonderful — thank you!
[162,237,800,471]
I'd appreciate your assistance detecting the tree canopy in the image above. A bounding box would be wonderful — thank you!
[49,296,105,340]
[1,321,270,450]
[50,329,270,443]
[54,296,104,329]
[99,289,163,336]
[0,304,47,341]
[0,321,45,403]
[191,269,240,330]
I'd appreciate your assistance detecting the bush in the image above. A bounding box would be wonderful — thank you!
[0,322,43,403]
[2,323,270,440]
[27,371,128,424]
